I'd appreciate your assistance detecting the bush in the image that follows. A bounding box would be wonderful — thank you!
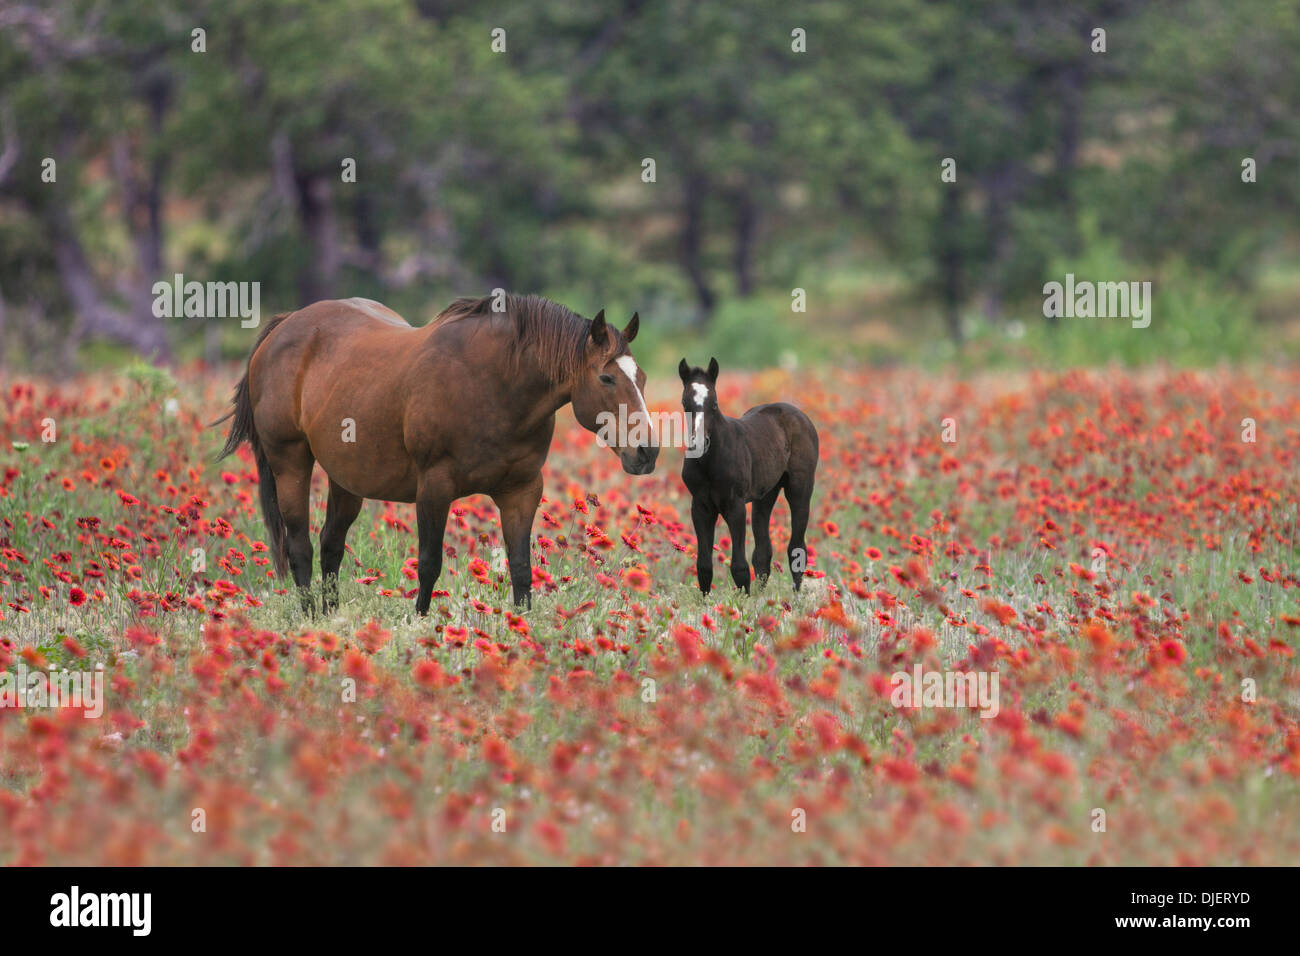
[1019,225,1258,366]
[704,297,819,370]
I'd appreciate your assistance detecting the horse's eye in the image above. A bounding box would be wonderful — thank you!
[599,374,616,386]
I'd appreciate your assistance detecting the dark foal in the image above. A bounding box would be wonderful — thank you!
[678,358,819,595]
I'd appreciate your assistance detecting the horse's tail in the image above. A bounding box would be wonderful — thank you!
[212,311,293,579]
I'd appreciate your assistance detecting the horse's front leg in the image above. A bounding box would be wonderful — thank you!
[415,472,454,616]
[691,498,718,595]
[750,485,780,588]
[493,475,543,608]
[723,502,751,595]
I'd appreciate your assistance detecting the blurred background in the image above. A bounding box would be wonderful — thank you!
[0,0,1297,375]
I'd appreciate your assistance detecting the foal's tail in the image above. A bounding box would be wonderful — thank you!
[212,312,293,579]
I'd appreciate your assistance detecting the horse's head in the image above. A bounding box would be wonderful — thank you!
[678,356,719,456]
[571,310,659,475]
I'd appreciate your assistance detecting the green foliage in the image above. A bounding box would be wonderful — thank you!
[703,297,822,370]
[0,0,1296,368]
[1027,224,1257,366]
[124,359,179,405]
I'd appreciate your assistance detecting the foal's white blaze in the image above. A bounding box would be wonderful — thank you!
[615,355,653,444]
[691,383,709,408]
[689,411,706,454]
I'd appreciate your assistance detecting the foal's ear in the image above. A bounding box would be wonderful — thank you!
[589,309,609,348]
[707,357,720,382]
[623,312,639,343]
[678,358,691,383]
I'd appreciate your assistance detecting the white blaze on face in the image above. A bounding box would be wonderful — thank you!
[691,383,709,408]
[692,412,705,450]
[615,355,653,443]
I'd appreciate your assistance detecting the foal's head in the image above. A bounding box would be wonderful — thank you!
[678,357,720,455]
[570,310,659,475]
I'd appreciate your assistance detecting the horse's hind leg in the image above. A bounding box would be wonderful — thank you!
[784,475,815,593]
[751,485,781,588]
[320,480,363,613]
[268,441,317,614]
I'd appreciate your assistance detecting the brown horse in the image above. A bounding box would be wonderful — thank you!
[218,294,657,614]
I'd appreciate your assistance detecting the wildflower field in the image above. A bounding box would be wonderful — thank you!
[2,363,1299,865]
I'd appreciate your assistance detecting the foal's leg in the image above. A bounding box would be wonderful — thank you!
[320,479,363,613]
[414,472,454,616]
[723,501,751,595]
[784,477,815,593]
[750,485,781,588]
[269,441,316,614]
[493,475,543,608]
[690,499,718,595]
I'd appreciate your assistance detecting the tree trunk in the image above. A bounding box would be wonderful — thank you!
[45,198,171,360]
[939,185,963,343]
[732,192,758,297]
[294,170,340,303]
[1054,56,1086,257]
[111,131,169,350]
[979,161,1026,323]
[353,189,384,273]
[680,173,716,321]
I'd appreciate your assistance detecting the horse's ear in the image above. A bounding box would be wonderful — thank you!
[623,312,639,342]
[678,358,691,383]
[589,309,608,348]
[707,357,719,382]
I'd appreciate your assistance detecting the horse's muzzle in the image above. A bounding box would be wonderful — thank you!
[620,445,659,475]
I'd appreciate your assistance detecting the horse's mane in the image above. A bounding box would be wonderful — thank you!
[432,293,618,384]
